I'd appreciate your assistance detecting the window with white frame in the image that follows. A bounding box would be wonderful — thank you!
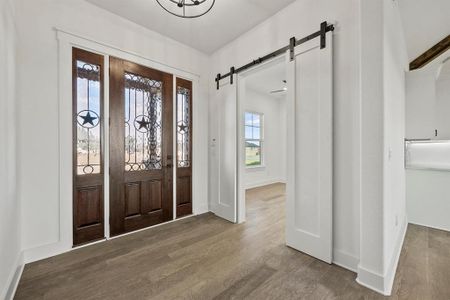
[245,112,263,167]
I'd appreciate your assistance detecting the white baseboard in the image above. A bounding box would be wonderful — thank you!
[384,216,408,295]
[356,216,408,296]
[245,178,286,190]
[356,265,385,295]
[2,251,24,300]
[24,241,71,264]
[24,210,206,264]
[194,203,209,215]
[333,249,359,273]
[408,220,449,233]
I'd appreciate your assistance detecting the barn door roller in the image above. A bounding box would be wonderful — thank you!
[215,21,334,90]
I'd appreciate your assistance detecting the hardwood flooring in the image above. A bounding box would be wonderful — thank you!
[15,183,450,299]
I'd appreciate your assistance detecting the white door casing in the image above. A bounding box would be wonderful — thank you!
[285,31,333,263]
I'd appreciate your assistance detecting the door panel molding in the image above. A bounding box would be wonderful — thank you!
[285,31,333,263]
[211,82,237,223]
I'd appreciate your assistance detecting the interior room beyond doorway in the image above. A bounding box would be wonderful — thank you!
[240,58,287,222]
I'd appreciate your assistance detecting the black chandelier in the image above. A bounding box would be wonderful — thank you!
[156,0,215,18]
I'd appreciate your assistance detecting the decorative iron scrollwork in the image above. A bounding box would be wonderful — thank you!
[177,86,190,168]
[76,60,101,175]
[124,72,163,171]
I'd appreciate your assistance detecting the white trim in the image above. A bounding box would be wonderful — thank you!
[356,266,386,295]
[103,54,111,239]
[236,56,286,224]
[384,216,408,295]
[408,220,450,233]
[57,33,75,250]
[237,75,246,224]
[55,27,201,79]
[245,165,266,170]
[24,213,201,264]
[2,251,24,300]
[172,76,177,220]
[24,242,70,264]
[333,249,359,273]
[356,216,408,296]
[106,213,197,240]
[245,179,286,190]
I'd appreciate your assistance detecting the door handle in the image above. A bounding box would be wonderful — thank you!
[166,164,173,168]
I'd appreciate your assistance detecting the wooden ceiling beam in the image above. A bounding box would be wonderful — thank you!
[410,35,450,71]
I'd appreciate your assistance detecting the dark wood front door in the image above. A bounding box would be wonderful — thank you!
[109,57,173,236]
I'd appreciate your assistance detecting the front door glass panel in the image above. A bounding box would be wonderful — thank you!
[124,72,163,171]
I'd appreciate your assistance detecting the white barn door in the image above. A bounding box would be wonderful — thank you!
[285,31,333,263]
[211,82,237,223]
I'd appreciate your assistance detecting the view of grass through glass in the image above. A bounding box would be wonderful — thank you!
[245,112,263,167]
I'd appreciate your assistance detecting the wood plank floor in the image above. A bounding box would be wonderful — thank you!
[15,183,450,299]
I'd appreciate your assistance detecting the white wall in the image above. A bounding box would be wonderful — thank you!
[210,0,362,272]
[406,55,450,140]
[405,141,450,231]
[435,69,450,138]
[407,169,450,232]
[358,0,408,295]
[358,0,384,289]
[405,53,450,237]
[244,89,286,189]
[0,0,22,298]
[406,72,436,139]
[15,0,210,262]
[382,0,408,292]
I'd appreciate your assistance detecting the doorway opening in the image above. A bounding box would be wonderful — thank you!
[237,58,287,225]
[235,28,333,263]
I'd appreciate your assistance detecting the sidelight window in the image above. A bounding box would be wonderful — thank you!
[177,86,191,168]
[72,48,105,246]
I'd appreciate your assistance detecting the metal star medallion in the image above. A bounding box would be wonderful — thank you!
[136,116,150,130]
[80,111,98,126]
[178,124,188,133]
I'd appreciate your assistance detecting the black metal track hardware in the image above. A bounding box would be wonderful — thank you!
[320,22,327,49]
[230,67,235,84]
[289,37,296,61]
[215,21,334,90]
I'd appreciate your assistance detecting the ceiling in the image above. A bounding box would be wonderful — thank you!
[398,0,450,61]
[86,0,296,54]
[246,60,286,98]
